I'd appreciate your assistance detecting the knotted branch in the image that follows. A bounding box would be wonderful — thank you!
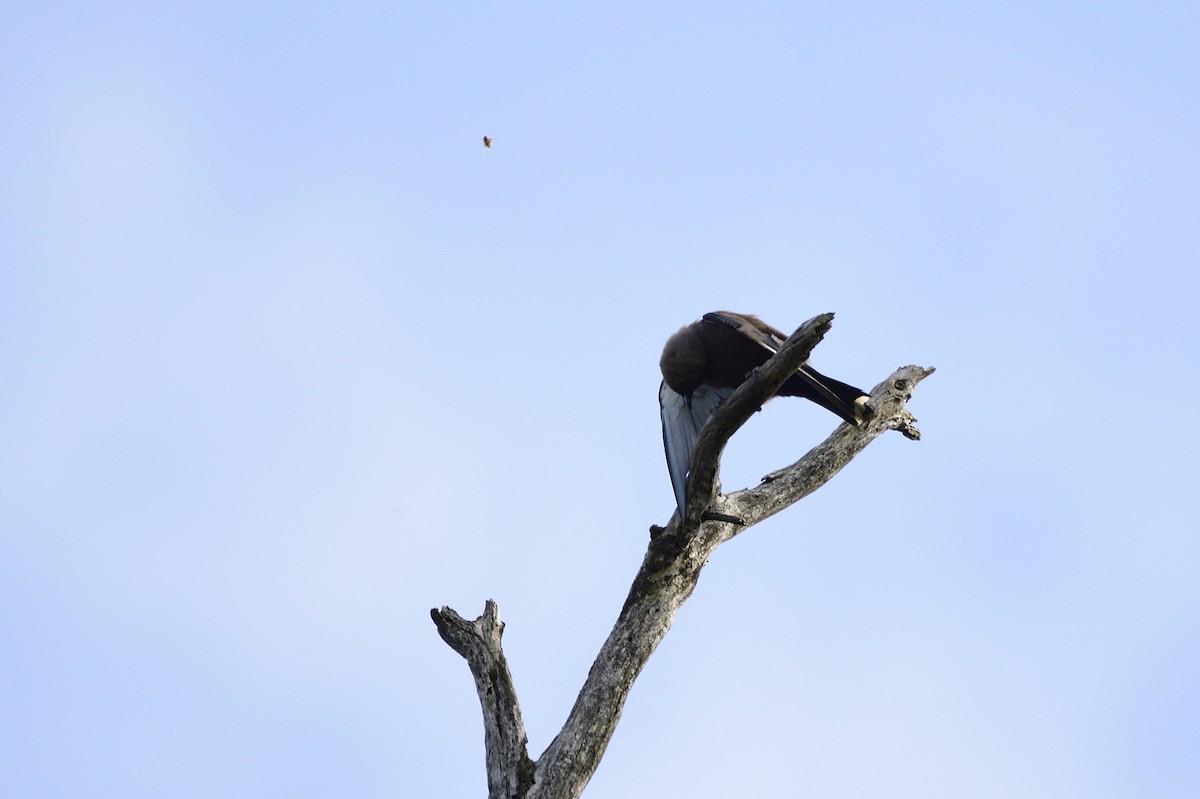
[431,601,533,799]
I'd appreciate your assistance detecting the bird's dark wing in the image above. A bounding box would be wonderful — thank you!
[705,311,865,425]
[702,311,785,353]
[659,381,733,521]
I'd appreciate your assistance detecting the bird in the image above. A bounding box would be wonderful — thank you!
[658,311,871,522]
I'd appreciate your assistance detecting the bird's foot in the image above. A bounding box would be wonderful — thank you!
[701,510,745,526]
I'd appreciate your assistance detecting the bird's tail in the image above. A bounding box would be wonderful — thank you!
[780,366,872,426]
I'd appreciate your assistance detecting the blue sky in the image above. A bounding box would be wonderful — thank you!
[2,2,1197,797]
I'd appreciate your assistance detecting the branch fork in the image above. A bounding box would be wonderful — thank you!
[433,315,934,799]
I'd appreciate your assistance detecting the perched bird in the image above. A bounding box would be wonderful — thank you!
[658,311,871,521]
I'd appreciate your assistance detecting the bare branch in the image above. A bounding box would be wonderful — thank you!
[727,365,935,535]
[431,601,534,799]
[527,530,713,799]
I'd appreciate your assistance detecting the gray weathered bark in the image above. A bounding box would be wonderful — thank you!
[432,314,933,799]
[430,601,534,798]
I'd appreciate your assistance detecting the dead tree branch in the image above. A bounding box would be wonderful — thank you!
[430,601,534,798]
[433,315,934,799]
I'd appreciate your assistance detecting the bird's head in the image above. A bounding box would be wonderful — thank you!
[659,325,707,396]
